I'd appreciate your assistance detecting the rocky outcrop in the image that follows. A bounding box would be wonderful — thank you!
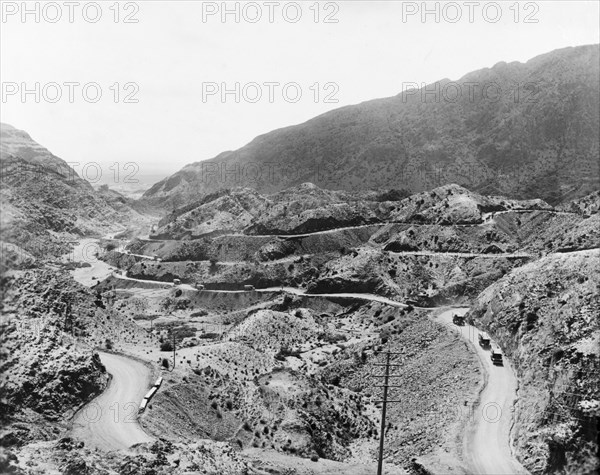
[557,190,600,216]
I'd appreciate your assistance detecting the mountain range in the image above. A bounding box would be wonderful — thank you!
[143,44,599,209]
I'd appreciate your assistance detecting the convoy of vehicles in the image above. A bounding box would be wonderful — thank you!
[139,377,163,413]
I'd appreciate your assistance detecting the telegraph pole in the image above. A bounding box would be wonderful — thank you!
[377,351,390,475]
[373,348,405,475]
[172,330,176,370]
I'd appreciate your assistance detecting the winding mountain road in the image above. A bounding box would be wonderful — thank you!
[389,250,532,258]
[74,234,534,469]
[136,208,578,243]
[108,274,409,307]
[436,309,529,475]
[83,285,525,470]
[259,286,408,307]
[71,351,154,451]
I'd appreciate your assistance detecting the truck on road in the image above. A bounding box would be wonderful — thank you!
[478,331,491,349]
[452,314,465,326]
[490,345,504,366]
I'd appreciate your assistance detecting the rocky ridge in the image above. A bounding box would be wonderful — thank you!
[143,45,600,208]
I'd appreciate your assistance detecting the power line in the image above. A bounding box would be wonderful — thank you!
[372,347,406,475]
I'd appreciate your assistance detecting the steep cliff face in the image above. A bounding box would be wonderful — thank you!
[468,250,600,474]
[143,45,600,208]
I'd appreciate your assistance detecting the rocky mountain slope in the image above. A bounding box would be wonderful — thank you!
[143,44,599,208]
[0,123,149,269]
[557,190,600,216]
[3,177,598,474]
[468,250,600,474]
[0,265,164,474]
[101,282,479,474]
[152,183,407,240]
[150,183,553,241]
[114,183,600,307]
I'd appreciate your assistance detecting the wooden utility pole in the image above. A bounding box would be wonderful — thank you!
[172,330,176,370]
[373,348,405,475]
[377,351,390,475]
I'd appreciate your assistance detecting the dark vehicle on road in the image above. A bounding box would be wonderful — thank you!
[452,314,465,325]
[478,332,491,349]
[491,345,504,366]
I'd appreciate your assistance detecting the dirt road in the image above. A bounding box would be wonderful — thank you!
[109,276,408,307]
[260,286,407,307]
[67,239,116,287]
[71,351,154,451]
[389,250,532,258]
[436,309,529,475]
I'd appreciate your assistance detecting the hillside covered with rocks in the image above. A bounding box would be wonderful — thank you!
[469,249,599,474]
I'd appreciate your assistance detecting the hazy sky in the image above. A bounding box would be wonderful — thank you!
[1,1,599,184]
